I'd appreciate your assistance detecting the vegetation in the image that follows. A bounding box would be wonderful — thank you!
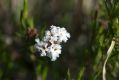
[0,0,119,80]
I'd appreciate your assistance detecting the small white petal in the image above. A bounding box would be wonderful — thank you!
[35,38,40,43]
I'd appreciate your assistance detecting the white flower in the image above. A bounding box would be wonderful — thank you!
[47,44,61,61]
[50,25,70,43]
[35,25,70,61]
[35,38,48,56]
[43,31,51,41]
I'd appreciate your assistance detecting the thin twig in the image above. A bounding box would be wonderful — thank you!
[102,38,115,80]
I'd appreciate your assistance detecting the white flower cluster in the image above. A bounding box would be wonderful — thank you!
[35,25,70,61]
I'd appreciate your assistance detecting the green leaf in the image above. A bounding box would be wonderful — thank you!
[77,67,85,80]
[66,69,71,80]
[42,67,48,80]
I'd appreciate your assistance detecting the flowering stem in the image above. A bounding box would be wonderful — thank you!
[102,38,115,80]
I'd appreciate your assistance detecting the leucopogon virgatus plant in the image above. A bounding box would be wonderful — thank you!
[35,25,70,61]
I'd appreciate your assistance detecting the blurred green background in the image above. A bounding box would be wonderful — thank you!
[0,0,119,80]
